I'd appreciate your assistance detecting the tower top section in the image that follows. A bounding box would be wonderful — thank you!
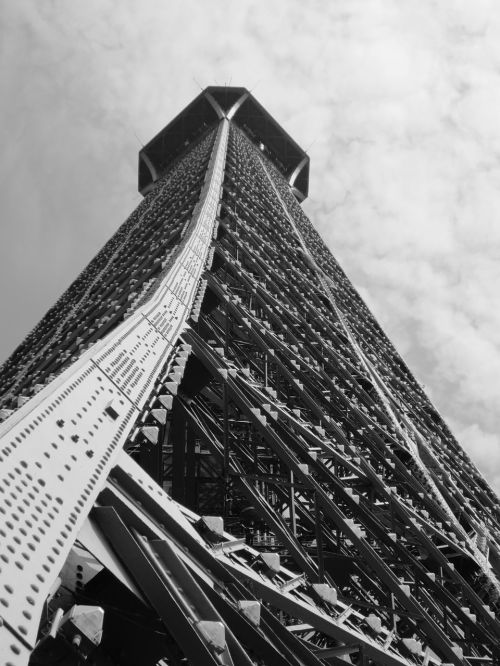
[138,86,310,200]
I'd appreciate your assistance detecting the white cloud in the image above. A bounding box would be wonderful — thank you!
[1,0,500,492]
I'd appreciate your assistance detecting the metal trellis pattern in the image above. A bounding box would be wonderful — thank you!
[0,87,499,666]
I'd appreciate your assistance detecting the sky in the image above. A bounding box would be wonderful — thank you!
[2,0,500,491]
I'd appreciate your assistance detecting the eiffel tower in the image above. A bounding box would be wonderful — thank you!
[1,86,499,666]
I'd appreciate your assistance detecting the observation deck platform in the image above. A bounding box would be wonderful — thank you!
[138,86,309,201]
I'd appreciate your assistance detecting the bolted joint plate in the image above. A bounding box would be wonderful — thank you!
[196,620,226,654]
[366,614,382,633]
[158,394,174,409]
[260,552,280,575]
[402,638,422,655]
[141,426,159,444]
[237,600,261,626]
[151,408,167,425]
[199,515,225,537]
[312,583,337,607]
[65,604,104,645]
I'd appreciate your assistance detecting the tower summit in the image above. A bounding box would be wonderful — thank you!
[0,87,499,666]
[138,86,309,200]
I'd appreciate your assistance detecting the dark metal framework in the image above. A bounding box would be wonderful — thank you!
[1,87,499,666]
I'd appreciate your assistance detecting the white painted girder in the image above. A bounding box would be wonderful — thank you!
[105,451,419,666]
[0,119,228,662]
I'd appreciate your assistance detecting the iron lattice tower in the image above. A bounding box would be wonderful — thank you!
[0,87,499,666]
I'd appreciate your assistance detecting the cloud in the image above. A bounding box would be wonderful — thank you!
[1,0,500,492]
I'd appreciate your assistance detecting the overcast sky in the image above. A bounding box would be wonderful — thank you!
[2,0,500,491]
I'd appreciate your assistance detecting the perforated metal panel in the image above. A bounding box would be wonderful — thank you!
[0,119,228,662]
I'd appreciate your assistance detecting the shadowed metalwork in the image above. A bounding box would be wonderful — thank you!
[0,87,499,666]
